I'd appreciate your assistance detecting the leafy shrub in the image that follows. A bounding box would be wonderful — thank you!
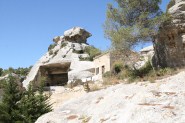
[132,61,153,78]
[124,62,175,83]
[49,50,53,55]
[48,43,57,51]
[112,61,124,74]
[61,42,67,48]
[103,71,111,77]
[103,58,176,84]
[84,46,101,61]
[73,49,84,54]
[79,57,90,61]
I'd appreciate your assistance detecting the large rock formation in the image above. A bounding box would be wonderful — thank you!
[23,27,95,88]
[53,27,91,43]
[153,0,185,68]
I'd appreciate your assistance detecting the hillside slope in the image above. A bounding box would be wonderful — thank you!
[36,71,185,123]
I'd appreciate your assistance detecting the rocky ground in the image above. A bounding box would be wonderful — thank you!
[36,71,185,123]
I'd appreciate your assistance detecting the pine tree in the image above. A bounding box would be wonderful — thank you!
[104,0,169,53]
[0,75,52,123]
[0,75,23,123]
[19,80,52,123]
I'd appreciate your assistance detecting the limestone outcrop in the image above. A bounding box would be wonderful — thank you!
[153,0,185,68]
[135,45,154,69]
[23,27,95,88]
[36,71,185,123]
[53,27,92,43]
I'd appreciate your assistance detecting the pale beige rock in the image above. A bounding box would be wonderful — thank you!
[23,27,94,88]
[36,71,185,123]
[63,27,92,43]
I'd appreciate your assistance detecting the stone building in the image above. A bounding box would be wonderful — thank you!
[93,52,111,77]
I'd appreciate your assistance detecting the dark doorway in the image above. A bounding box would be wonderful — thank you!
[48,73,68,86]
[39,62,71,86]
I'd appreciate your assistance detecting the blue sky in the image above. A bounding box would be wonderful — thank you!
[0,0,170,69]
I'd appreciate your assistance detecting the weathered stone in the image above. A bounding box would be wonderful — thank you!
[153,0,185,68]
[53,36,60,43]
[23,27,95,88]
[63,27,92,43]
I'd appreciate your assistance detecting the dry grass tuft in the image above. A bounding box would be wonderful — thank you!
[67,115,78,120]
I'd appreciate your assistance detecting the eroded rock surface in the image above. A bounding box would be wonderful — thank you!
[36,71,185,123]
[23,27,94,88]
[153,0,185,68]
[53,27,92,43]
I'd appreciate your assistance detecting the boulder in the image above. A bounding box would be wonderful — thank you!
[63,27,92,43]
[153,0,185,68]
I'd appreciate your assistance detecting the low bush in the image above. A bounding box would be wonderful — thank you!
[103,71,111,78]
[73,49,84,54]
[61,42,67,48]
[112,61,124,74]
[49,50,53,55]
[104,60,176,83]
[48,43,57,51]
[84,46,101,61]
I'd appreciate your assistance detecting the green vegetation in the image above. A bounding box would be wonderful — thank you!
[60,42,67,48]
[0,75,23,122]
[48,43,57,51]
[167,0,175,10]
[76,46,101,61]
[0,75,52,123]
[103,61,176,84]
[49,50,53,55]
[104,0,168,55]
[0,68,3,76]
[0,67,31,77]
[83,46,101,61]
[112,60,124,74]
[73,49,84,54]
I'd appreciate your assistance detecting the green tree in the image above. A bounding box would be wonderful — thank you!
[0,75,23,123]
[19,81,52,123]
[0,68,3,76]
[167,0,175,11]
[0,76,52,123]
[104,0,168,53]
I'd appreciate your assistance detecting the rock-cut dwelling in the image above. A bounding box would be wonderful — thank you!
[23,27,95,88]
[38,62,71,86]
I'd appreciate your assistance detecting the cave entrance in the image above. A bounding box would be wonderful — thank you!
[39,62,71,86]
